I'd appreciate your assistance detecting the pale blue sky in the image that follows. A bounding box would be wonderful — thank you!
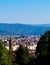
[0,0,50,24]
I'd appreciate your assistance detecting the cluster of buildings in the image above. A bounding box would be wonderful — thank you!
[0,35,40,54]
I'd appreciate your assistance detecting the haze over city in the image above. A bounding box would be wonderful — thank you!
[0,0,50,24]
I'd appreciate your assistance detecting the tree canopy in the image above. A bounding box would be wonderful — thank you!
[15,45,29,65]
[36,31,50,55]
[0,40,12,65]
[36,30,50,65]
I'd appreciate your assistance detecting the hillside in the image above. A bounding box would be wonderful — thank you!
[0,23,50,35]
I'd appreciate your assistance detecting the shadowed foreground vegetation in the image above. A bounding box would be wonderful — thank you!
[0,30,50,65]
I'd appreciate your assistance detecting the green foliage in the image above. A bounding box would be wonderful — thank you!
[12,63,18,65]
[36,31,50,55]
[0,40,12,65]
[28,55,37,65]
[15,45,29,65]
[36,30,50,65]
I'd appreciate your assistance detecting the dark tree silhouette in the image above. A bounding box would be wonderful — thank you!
[15,45,29,65]
[36,30,50,65]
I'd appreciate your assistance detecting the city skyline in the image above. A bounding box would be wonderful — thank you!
[0,0,50,24]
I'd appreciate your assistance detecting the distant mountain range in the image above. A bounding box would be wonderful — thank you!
[0,23,50,35]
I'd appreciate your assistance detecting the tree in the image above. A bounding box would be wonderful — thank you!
[28,55,37,65]
[36,31,50,55]
[15,45,29,65]
[36,30,50,65]
[0,40,12,65]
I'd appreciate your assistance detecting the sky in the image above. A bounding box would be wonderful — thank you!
[0,0,50,24]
